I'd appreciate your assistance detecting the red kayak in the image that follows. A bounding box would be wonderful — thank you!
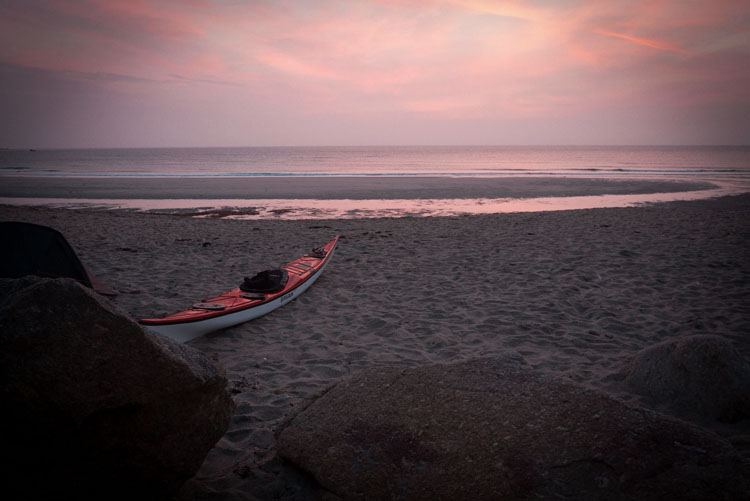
[140,236,339,342]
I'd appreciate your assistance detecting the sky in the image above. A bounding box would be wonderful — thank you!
[0,0,749,148]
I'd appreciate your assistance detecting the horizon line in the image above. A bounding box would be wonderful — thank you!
[3,144,749,151]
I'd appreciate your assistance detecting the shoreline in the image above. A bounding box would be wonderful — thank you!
[1,194,748,499]
[0,175,716,200]
[3,174,746,219]
[0,188,732,219]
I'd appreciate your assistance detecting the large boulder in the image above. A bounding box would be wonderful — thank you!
[626,335,750,423]
[277,355,748,500]
[0,277,235,499]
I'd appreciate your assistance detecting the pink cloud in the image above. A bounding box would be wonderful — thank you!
[0,0,747,145]
[593,29,694,55]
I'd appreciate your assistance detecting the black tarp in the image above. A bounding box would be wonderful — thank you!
[0,221,116,295]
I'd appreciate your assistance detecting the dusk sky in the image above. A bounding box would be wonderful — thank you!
[1,0,748,148]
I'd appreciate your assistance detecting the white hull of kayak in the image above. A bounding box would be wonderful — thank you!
[143,245,335,343]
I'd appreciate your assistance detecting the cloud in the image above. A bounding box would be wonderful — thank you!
[0,0,748,146]
[593,29,694,55]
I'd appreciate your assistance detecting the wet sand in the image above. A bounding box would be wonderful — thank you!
[0,175,715,199]
[1,194,748,499]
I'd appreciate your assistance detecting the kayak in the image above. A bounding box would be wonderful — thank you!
[139,236,339,342]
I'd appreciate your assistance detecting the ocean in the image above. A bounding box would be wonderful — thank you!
[1,146,749,218]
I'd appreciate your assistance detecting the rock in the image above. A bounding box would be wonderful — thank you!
[626,335,750,423]
[277,355,748,500]
[0,277,235,499]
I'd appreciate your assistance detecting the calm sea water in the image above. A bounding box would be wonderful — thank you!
[2,145,749,178]
[2,146,749,218]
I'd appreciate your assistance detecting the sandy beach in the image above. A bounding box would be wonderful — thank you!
[1,194,748,499]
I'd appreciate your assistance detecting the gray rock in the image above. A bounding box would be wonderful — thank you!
[626,335,750,423]
[0,277,235,499]
[277,355,748,500]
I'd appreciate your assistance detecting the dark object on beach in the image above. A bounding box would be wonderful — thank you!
[277,356,749,500]
[0,276,235,500]
[240,268,289,293]
[0,221,116,295]
[140,236,339,343]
